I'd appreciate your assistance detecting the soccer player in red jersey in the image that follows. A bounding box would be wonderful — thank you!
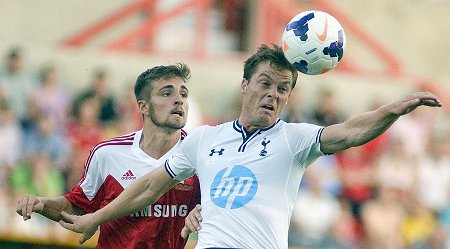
[16,63,200,249]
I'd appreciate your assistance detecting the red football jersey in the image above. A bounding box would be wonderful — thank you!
[65,130,200,249]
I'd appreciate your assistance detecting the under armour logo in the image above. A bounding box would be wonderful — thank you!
[259,138,270,157]
[209,148,225,156]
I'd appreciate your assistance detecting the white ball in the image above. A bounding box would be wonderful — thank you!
[282,10,346,75]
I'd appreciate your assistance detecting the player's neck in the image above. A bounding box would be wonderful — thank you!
[139,124,180,159]
[238,116,272,133]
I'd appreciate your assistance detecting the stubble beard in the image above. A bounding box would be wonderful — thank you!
[148,106,185,130]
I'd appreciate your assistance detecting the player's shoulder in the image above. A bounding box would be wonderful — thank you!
[90,131,137,155]
[203,120,235,134]
[184,121,236,141]
[283,121,324,142]
[284,121,322,130]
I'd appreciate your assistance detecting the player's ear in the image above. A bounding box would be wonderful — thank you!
[137,100,149,115]
[241,79,248,93]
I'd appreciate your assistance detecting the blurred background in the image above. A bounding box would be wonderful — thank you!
[0,0,449,248]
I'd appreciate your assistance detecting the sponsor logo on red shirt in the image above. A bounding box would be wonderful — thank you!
[121,170,137,180]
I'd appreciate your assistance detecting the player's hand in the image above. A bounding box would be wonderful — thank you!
[59,211,98,245]
[181,204,202,239]
[16,194,44,221]
[391,92,441,116]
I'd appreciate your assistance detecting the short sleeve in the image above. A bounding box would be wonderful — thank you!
[165,126,207,181]
[285,123,325,168]
[65,151,104,213]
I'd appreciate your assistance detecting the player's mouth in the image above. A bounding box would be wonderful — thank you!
[171,109,184,117]
[260,104,275,112]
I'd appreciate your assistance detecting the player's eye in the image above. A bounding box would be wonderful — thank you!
[278,87,287,93]
[180,91,189,98]
[161,91,171,96]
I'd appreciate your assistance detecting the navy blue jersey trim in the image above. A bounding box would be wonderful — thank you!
[234,119,282,152]
[233,120,241,133]
[316,126,333,155]
[164,160,176,178]
[234,119,281,133]
[238,130,261,152]
[316,126,325,143]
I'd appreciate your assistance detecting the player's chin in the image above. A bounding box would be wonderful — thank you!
[167,119,186,130]
[256,114,277,128]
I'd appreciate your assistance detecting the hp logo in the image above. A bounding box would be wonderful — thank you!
[210,165,258,209]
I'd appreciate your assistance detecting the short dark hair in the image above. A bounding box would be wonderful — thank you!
[134,63,191,101]
[243,44,298,89]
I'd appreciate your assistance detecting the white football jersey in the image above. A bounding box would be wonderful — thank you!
[165,119,325,249]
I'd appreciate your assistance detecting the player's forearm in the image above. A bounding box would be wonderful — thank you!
[321,92,442,154]
[92,168,177,226]
[339,105,399,147]
[39,196,79,222]
[321,105,399,153]
[94,178,154,225]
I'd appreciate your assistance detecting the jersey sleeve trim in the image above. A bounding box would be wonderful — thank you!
[316,126,334,155]
[316,126,325,143]
[164,159,176,178]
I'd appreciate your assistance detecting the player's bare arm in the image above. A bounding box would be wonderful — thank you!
[320,92,441,154]
[16,195,84,222]
[59,165,178,244]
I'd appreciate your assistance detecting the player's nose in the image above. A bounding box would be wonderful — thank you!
[174,93,184,105]
[266,86,279,99]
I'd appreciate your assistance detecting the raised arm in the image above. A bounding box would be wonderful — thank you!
[320,92,441,154]
[59,165,178,244]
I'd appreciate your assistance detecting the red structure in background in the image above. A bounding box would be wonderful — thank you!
[62,0,449,109]
[63,0,212,57]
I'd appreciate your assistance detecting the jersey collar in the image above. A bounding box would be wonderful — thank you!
[233,119,280,152]
[233,119,281,135]
[132,129,183,161]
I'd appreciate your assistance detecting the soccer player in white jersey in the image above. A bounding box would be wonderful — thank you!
[16,64,201,249]
[58,45,442,249]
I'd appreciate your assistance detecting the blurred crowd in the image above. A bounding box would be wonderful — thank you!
[283,89,450,249]
[0,44,449,249]
[0,46,144,240]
